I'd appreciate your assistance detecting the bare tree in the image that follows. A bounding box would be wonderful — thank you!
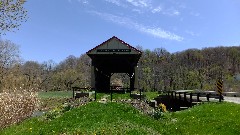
[0,40,20,91]
[0,0,28,35]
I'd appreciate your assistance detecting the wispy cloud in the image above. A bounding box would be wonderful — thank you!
[74,0,181,17]
[126,0,150,8]
[190,12,200,17]
[77,0,89,4]
[105,0,123,7]
[152,6,162,13]
[185,30,199,36]
[91,11,183,41]
[162,8,180,16]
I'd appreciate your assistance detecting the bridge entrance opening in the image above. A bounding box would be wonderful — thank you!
[86,36,142,92]
[110,73,130,90]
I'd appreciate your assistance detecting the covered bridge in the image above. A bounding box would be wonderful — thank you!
[86,36,142,92]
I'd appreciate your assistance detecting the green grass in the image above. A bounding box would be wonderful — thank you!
[1,102,162,134]
[162,102,240,135]
[38,91,160,101]
[3,91,240,134]
[38,91,73,99]
[144,91,159,100]
[38,91,73,111]
[95,92,159,101]
[1,102,240,134]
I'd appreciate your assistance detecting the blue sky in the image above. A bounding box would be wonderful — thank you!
[2,0,240,63]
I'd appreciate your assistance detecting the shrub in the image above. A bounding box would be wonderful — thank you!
[151,103,167,120]
[0,91,39,129]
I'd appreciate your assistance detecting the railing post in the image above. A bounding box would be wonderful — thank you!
[197,93,200,102]
[140,88,142,100]
[206,93,210,101]
[219,94,222,102]
[111,87,113,102]
[190,93,192,105]
[72,87,75,99]
[129,87,131,97]
[94,88,97,101]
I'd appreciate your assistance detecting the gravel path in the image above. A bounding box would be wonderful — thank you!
[224,97,240,104]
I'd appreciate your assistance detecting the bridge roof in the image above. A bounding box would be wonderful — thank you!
[86,36,142,55]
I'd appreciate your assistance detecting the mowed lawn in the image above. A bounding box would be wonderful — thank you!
[1,100,240,134]
[38,91,73,99]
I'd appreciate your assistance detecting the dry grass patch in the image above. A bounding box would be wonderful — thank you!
[0,91,39,129]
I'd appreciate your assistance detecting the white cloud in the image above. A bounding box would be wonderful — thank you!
[138,26,183,41]
[125,1,182,17]
[126,0,150,8]
[173,10,180,16]
[77,0,89,4]
[152,6,162,13]
[91,11,183,41]
[105,0,123,7]
[163,8,180,16]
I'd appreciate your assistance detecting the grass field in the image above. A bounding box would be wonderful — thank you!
[1,91,240,134]
[38,91,73,99]
[1,101,240,134]
[38,91,160,100]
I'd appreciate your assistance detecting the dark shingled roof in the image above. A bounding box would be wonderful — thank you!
[86,36,142,54]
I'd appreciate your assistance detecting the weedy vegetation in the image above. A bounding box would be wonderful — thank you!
[1,91,240,135]
[0,90,39,129]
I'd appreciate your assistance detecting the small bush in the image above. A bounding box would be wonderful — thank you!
[42,103,73,121]
[0,91,39,129]
[151,103,167,120]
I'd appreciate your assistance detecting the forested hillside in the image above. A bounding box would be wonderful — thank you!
[1,39,240,92]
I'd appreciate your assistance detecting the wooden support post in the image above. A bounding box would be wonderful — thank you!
[94,88,96,101]
[73,87,75,99]
[171,91,174,99]
[111,87,113,102]
[197,93,200,102]
[175,92,177,99]
[140,87,142,100]
[91,64,95,89]
[129,87,131,97]
[134,66,139,90]
[179,93,181,100]
[190,93,192,104]
[184,92,186,101]
[219,94,222,102]
[206,94,209,101]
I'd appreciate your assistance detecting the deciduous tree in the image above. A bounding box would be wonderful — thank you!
[0,0,27,35]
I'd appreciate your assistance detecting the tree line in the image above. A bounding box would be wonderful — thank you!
[1,39,240,92]
[137,46,240,92]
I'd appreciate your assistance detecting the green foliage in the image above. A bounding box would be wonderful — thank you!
[1,102,240,134]
[4,41,240,93]
[41,103,72,121]
[1,102,162,134]
[145,91,159,100]
[151,103,167,120]
[38,91,72,99]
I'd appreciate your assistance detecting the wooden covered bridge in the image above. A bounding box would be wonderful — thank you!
[86,36,142,92]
